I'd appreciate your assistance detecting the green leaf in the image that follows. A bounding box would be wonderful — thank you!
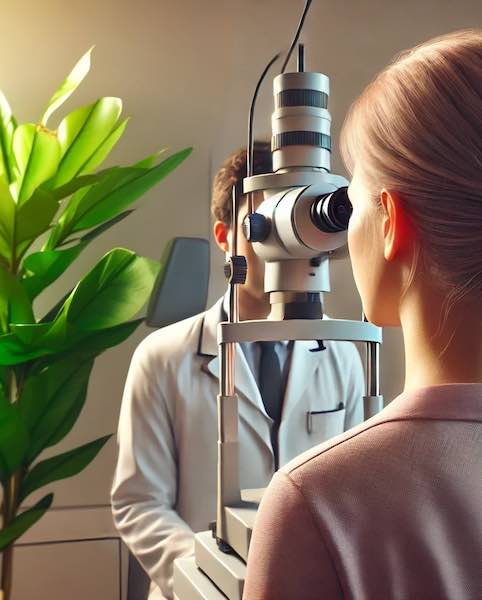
[12,249,157,350]
[73,147,192,231]
[132,148,166,169]
[0,177,15,264]
[71,318,142,356]
[48,148,192,248]
[9,323,51,347]
[0,333,50,365]
[19,356,94,463]
[46,147,190,249]
[0,318,142,366]
[40,290,72,324]
[40,319,143,369]
[53,97,122,187]
[40,47,93,127]
[44,168,123,249]
[79,210,133,243]
[15,189,59,245]
[47,168,136,247]
[0,379,9,409]
[0,265,34,332]
[47,209,134,252]
[11,124,61,205]
[26,320,143,378]
[64,248,159,330]
[0,91,16,183]
[5,246,156,351]
[19,436,110,503]
[22,243,86,299]
[49,167,116,202]
[0,399,29,482]
[0,367,7,401]
[0,494,53,551]
[78,117,129,175]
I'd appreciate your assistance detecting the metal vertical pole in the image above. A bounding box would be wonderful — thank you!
[216,187,242,549]
[363,313,383,419]
[367,340,380,397]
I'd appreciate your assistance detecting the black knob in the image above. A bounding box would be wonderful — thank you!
[242,213,270,242]
[224,255,248,284]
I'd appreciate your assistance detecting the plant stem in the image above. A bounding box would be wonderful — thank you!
[1,370,21,600]
[1,546,13,600]
[1,472,20,600]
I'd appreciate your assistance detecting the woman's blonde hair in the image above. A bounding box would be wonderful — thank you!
[340,30,482,311]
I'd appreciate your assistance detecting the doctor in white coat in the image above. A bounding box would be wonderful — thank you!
[111,142,365,600]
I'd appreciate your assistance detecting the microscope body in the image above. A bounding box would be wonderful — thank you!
[174,45,383,600]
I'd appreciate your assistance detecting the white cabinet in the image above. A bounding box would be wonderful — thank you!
[9,507,128,600]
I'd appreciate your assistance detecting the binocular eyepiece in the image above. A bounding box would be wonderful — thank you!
[243,185,352,245]
[311,186,352,233]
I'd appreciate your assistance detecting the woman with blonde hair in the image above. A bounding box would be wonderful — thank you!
[243,30,482,600]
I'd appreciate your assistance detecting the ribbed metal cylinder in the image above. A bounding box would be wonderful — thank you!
[272,71,331,172]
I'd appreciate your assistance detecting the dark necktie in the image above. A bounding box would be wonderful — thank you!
[258,341,284,469]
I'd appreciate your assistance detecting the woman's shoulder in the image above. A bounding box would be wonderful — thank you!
[280,383,482,502]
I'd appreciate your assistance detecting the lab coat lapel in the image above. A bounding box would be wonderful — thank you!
[282,340,320,421]
[196,298,222,358]
[205,352,265,413]
[198,298,273,454]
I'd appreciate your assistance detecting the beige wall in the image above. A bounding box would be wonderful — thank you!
[1,0,480,510]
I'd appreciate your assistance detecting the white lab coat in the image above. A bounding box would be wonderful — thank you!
[111,297,364,600]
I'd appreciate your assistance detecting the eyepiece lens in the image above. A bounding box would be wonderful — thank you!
[312,186,352,233]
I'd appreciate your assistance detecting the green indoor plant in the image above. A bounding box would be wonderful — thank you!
[0,48,191,599]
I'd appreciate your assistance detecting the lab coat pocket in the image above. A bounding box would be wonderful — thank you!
[306,406,346,443]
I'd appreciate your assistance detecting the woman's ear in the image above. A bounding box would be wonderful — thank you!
[213,220,230,253]
[380,189,414,261]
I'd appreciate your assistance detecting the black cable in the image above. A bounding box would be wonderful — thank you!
[246,0,313,214]
[247,52,281,181]
[280,0,313,74]
[298,43,305,72]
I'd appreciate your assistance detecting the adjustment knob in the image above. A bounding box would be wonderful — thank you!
[224,255,248,284]
[242,213,270,242]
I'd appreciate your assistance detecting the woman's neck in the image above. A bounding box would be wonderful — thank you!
[400,288,482,393]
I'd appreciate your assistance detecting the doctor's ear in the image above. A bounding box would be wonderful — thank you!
[380,189,415,261]
[213,220,230,253]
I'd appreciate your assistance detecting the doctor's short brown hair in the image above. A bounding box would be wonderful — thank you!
[211,141,272,227]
